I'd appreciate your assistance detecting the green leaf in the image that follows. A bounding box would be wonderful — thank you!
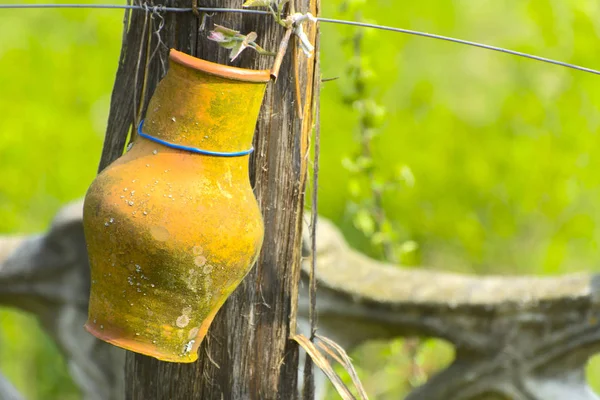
[353,209,375,236]
[397,165,415,187]
[208,26,266,61]
[348,179,362,198]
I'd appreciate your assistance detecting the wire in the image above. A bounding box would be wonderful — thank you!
[318,18,600,76]
[1,3,599,76]
[0,4,269,15]
[0,4,179,10]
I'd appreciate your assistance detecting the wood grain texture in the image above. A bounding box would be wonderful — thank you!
[98,0,318,398]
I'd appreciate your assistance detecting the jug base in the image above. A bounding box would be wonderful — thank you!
[84,323,199,363]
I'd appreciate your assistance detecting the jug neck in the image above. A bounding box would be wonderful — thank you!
[142,50,270,154]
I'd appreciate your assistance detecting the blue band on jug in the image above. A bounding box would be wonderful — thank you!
[137,120,254,157]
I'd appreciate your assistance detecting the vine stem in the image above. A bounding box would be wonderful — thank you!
[270,27,294,80]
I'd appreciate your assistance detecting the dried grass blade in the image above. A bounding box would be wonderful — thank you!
[317,335,369,400]
[293,334,356,400]
[316,340,344,366]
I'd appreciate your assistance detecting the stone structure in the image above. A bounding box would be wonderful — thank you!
[1,201,599,399]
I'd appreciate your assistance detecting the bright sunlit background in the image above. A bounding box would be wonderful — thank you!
[1,0,600,398]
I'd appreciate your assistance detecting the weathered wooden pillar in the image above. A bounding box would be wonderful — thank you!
[97,1,318,398]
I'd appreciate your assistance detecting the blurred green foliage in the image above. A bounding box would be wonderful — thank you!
[1,0,600,398]
[0,1,120,398]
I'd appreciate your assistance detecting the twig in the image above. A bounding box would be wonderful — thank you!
[135,6,154,127]
[132,7,149,130]
[270,27,293,80]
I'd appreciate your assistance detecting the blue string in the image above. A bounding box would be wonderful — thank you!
[137,120,254,157]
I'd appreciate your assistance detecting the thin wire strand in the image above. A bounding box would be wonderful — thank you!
[318,18,600,76]
[304,7,321,400]
[2,3,600,76]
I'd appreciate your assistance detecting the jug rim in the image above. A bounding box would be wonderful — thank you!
[170,49,271,83]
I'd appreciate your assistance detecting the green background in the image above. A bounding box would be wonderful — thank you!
[1,0,599,398]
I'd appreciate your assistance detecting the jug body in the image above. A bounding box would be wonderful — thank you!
[83,50,269,362]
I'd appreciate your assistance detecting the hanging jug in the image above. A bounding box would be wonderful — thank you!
[83,49,269,362]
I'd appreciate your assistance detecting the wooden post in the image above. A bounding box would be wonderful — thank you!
[97,1,318,398]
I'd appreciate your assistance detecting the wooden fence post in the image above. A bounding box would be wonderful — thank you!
[97,1,319,398]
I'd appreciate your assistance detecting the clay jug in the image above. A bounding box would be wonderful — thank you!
[83,49,269,362]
